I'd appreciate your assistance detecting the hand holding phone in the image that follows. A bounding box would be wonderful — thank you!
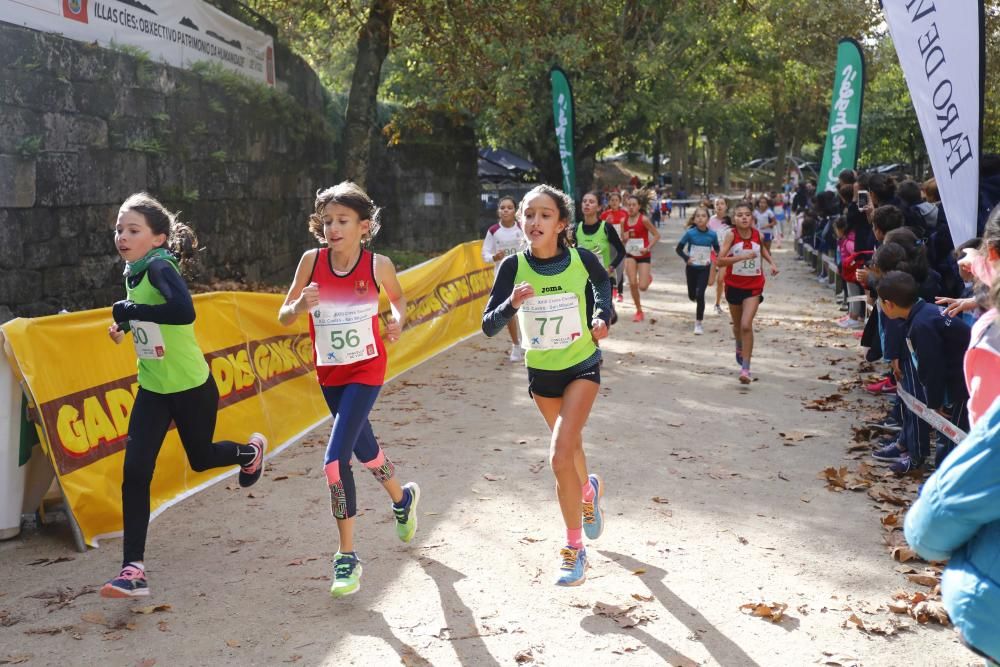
[857,190,870,208]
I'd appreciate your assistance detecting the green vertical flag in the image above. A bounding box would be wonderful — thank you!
[819,39,865,192]
[549,66,576,199]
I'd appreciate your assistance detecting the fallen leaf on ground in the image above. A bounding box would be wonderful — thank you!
[631,568,646,575]
[631,593,654,602]
[593,602,652,628]
[483,474,505,482]
[81,611,108,625]
[780,431,816,442]
[0,655,32,665]
[651,496,669,504]
[911,600,950,625]
[132,604,172,615]
[891,546,917,563]
[26,557,74,567]
[820,653,861,667]
[907,573,939,587]
[514,648,535,664]
[283,656,302,664]
[804,394,845,411]
[225,639,241,648]
[739,601,788,623]
[23,626,66,635]
[157,620,169,632]
[286,557,320,566]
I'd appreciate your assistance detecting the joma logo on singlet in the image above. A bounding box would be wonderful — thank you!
[541,286,563,293]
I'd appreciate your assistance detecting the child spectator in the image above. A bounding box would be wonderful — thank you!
[834,217,868,328]
[877,270,971,467]
[903,396,1000,667]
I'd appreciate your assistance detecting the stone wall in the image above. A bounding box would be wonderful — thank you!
[0,21,481,321]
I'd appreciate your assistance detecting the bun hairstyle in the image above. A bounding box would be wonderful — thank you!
[517,184,575,250]
[120,192,199,264]
[309,181,382,245]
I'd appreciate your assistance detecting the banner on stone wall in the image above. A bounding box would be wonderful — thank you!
[819,39,865,193]
[0,0,275,86]
[0,241,492,546]
[882,0,982,246]
[549,66,577,200]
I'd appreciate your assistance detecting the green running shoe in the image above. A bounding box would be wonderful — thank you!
[393,482,420,543]
[330,552,362,598]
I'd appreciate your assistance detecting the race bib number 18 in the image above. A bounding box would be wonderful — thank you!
[313,302,379,366]
[130,321,166,360]
[625,238,646,256]
[518,293,583,350]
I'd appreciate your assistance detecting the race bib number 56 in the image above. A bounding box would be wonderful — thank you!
[313,302,379,366]
[518,293,583,350]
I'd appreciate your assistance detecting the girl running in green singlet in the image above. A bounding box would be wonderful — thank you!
[482,185,613,586]
[101,193,267,598]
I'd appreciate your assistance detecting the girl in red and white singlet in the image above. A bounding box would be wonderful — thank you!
[716,201,779,384]
[621,192,661,322]
[279,182,419,598]
[600,192,629,302]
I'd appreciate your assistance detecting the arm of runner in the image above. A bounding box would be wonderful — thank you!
[375,254,406,342]
[675,230,691,263]
[606,224,626,271]
[759,242,780,275]
[482,255,521,337]
[579,248,612,328]
[112,259,196,326]
[482,230,498,264]
[278,250,319,326]
[715,230,748,267]
[642,216,661,247]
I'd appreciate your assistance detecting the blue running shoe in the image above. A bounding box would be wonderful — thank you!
[555,546,588,587]
[583,474,604,540]
[872,441,905,462]
[890,454,920,476]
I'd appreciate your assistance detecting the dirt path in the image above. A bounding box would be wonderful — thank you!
[0,218,973,666]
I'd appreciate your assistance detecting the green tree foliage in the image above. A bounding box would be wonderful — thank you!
[247,0,995,188]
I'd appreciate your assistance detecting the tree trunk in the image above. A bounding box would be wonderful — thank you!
[341,0,395,189]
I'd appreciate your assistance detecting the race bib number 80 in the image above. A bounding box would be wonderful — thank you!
[518,293,583,350]
[313,302,379,366]
[130,321,165,360]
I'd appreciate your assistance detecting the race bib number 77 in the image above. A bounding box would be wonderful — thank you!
[518,293,583,350]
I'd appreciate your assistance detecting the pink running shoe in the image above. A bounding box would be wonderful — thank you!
[239,433,267,488]
[739,369,752,384]
[100,564,148,598]
[633,311,645,322]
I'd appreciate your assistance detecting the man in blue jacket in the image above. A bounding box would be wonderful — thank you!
[904,397,1000,666]
[877,270,971,468]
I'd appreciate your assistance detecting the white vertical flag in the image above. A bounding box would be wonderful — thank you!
[882,0,982,246]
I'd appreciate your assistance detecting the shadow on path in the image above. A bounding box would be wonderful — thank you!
[598,550,761,667]
[418,556,502,667]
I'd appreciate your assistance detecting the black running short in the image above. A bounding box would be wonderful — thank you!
[527,361,601,399]
[725,286,764,305]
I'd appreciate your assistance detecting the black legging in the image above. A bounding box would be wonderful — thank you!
[121,375,250,564]
[685,265,711,320]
